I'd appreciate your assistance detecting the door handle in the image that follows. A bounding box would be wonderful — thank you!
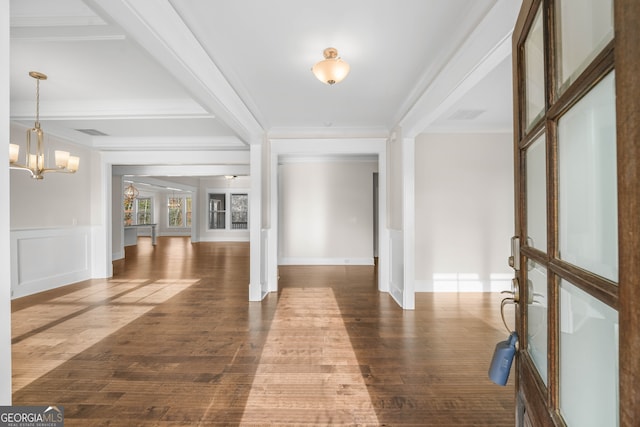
[498,278,520,333]
[501,277,520,303]
[508,236,520,271]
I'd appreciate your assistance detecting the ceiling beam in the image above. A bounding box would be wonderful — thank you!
[85,0,264,145]
[398,0,521,138]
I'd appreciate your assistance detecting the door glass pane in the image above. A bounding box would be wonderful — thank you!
[231,193,248,229]
[524,6,545,130]
[558,71,617,282]
[559,280,619,427]
[526,260,547,385]
[555,0,614,94]
[526,135,546,251]
[209,193,226,229]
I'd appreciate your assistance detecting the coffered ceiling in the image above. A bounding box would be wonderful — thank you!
[9,0,520,152]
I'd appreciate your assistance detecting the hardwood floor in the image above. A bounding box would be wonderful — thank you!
[12,237,515,426]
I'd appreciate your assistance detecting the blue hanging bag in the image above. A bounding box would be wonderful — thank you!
[488,331,518,386]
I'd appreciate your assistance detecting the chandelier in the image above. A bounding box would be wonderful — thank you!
[124,183,139,201]
[312,48,350,85]
[9,71,80,180]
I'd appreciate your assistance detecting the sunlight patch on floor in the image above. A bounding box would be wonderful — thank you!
[11,279,198,392]
[238,287,379,425]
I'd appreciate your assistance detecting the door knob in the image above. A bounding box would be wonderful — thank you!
[501,278,520,303]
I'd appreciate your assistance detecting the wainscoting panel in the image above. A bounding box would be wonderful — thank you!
[11,227,92,299]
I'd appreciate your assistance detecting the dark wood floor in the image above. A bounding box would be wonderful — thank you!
[12,237,515,426]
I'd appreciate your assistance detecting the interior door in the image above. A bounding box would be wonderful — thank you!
[512,1,640,426]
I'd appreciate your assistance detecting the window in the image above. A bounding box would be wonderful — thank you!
[124,196,153,226]
[168,194,192,228]
[208,192,248,230]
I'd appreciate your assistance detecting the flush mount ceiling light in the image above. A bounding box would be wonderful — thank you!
[9,71,80,180]
[312,47,350,85]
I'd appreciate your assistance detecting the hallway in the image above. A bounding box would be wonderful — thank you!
[11,237,514,425]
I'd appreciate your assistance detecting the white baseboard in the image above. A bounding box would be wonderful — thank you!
[278,257,374,266]
[415,278,512,292]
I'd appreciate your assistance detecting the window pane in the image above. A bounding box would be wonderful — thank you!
[168,197,183,227]
[137,198,152,225]
[231,194,248,229]
[558,72,617,282]
[526,260,547,385]
[526,135,547,251]
[186,197,192,227]
[524,6,545,130]
[555,0,613,94]
[559,280,619,427]
[209,194,226,229]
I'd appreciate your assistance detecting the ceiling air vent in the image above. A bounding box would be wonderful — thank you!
[447,109,485,120]
[75,128,109,136]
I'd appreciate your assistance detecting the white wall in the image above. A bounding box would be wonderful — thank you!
[414,133,514,292]
[278,160,377,265]
[1,0,12,404]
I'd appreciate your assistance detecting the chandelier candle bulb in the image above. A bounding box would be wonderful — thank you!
[55,151,70,168]
[66,156,80,172]
[9,144,19,163]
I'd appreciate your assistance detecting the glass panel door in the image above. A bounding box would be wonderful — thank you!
[511,0,633,425]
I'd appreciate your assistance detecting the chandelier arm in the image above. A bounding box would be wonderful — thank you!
[10,165,37,178]
[40,168,77,175]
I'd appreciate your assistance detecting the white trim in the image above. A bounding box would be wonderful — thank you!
[279,257,375,266]
[249,145,264,301]
[269,137,389,296]
[401,137,416,309]
[0,1,12,403]
[196,235,249,242]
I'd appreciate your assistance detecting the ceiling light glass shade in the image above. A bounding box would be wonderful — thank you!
[312,48,350,85]
[54,150,70,168]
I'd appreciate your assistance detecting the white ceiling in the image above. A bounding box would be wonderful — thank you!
[9,0,520,152]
